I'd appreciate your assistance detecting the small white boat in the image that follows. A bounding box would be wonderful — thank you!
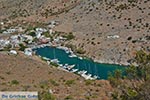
[92,75,99,80]
[65,50,70,53]
[79,57,83,60]
[58,64,63,67]
[69,54,77,58]
[63,64,68,69]
[42,57,50,61]
[78,70,87,75]
[64,64,68,66]
[51,59,59,63]
[66,64,75,70]
[71,69,78,73]
[81,73,93,80]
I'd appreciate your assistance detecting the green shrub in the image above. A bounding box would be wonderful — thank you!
[39,81,49,89]
[64,95,73,100]
[127,88,138,97]
[85,80,93,85]
[11,80,19,85]
[63,32,75,40]
[65,80,75,86]
[39,91,56,100]
[49,79,59,86]
[3,44,12,51]
[43,32,51,37]
[76,48,86,54]
[28,31,36,37]
[115,4,128,11]
[32,38,38,42]
[65,44,76,50]
[19,43,27,51]
[128,0,137,3]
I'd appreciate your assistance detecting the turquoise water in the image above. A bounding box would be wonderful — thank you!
[34,46,125,79]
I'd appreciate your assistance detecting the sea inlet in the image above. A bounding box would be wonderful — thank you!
[34,46,125,80]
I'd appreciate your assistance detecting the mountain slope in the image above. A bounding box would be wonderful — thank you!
[53,0,150,65]
[0,0,81,19]
[0,52,112,100]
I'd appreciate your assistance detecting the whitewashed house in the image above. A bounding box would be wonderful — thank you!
[107,35,120,39]
[0,22,4,25]
[0,39,10,48]
[24,48,32,56]
[36,32,42,39]
[3,29,16,34]
[9,50,17,55]
[35,28,47,39]
[58,36,67,40]
[36,28,47,33]
[21,35,33,43]
[49,29,53,34]
[10,35,20,47]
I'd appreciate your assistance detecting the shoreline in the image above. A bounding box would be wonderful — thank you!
[32,44,130,67]
[33,45,126,80]
[92,59,130,67]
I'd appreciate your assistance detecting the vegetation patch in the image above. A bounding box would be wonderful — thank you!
[76,48,86,54]
[109,50,150,100]
[19,43,27,51]
[49,79,59,86]
[63,32,75,40]
[65,80,75,86]
[38,91,56,100]
[11,80,19,85]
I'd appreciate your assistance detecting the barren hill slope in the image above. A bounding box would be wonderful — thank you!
[0,0,80,19]
[0,52,112,100]
[0,0,150,65]
[53,0,150,65]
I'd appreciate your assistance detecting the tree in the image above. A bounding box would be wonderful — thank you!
[63,32,75,40]
[19,43,27,51]
[38,91,56,100]
[109,50,150,100]
[28,31,36,37]
[114,70,122,79]
[135,50,150,81]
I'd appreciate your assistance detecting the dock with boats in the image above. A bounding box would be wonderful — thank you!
[34,45,100,80]
[40,56,99,80]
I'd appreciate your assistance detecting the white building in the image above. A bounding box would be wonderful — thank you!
[49,29,53,34]
[21,35,33,43]
[107,35,120,39]
[36,28,47,33]
[3,29,16,34]
[0,39,10,47]
[10,50,17,55]
[35,28,47,39]
[24,48,32,56]
[36,32,42,39]
[10,35,20,47]
[0,22,4,25]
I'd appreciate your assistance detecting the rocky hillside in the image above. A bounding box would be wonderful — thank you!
[0,0,149,99]
[0,0,80,19]
[0,0,150,65]
[0,52,112,100]
[53,0,150,65]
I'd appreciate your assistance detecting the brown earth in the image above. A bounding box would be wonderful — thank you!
[0,0,150,99]
[0,52,113,100]
[1,0,149,65]
[52,0,150,65]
